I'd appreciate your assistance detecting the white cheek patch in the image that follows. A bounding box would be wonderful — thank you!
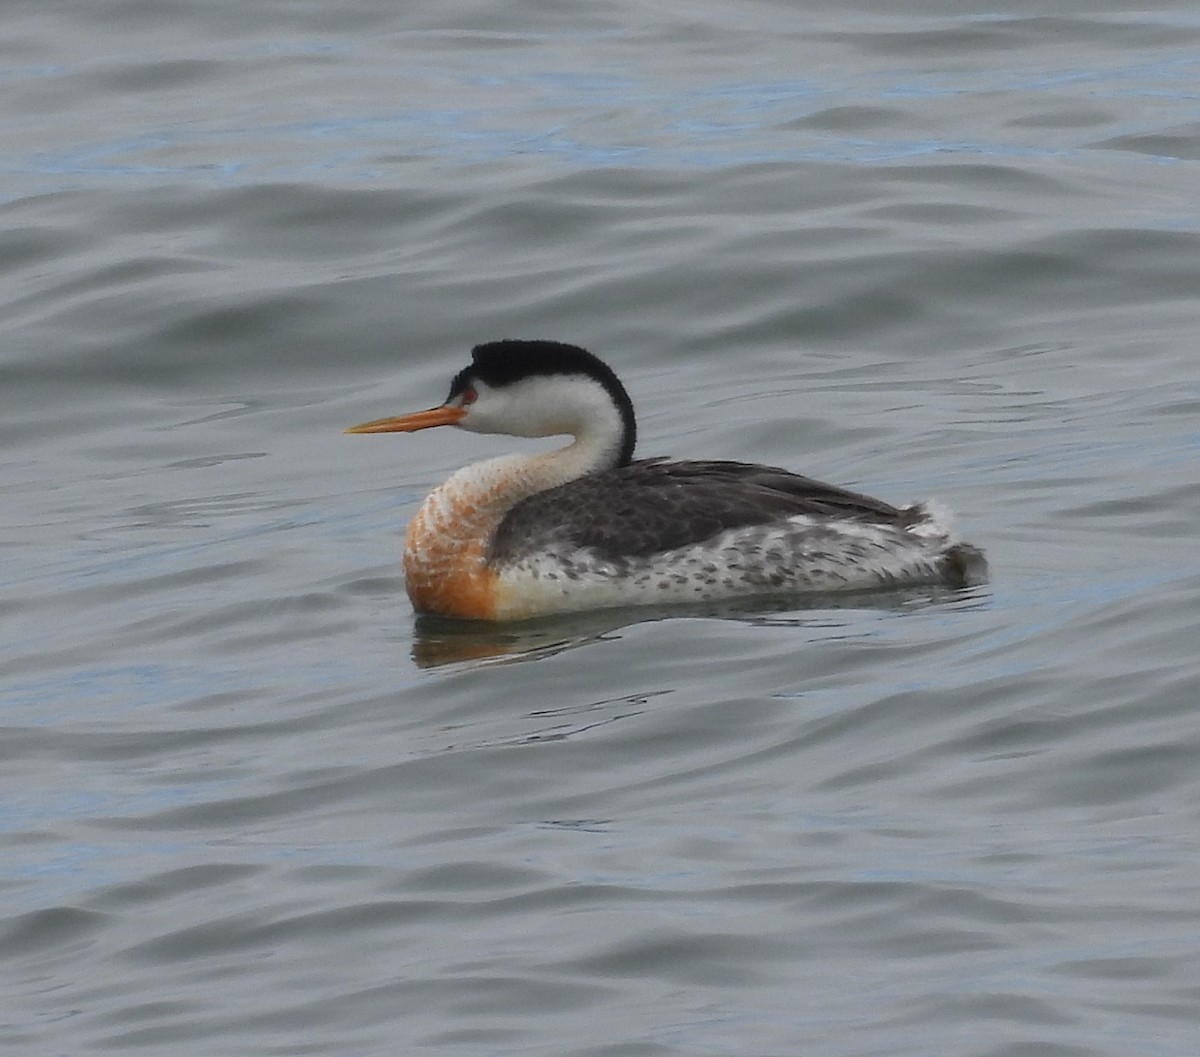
[460,375,620,439]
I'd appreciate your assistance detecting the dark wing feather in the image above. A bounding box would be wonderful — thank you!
[491,458,911,563]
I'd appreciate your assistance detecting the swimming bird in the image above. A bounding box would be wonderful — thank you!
[347,340,985,621]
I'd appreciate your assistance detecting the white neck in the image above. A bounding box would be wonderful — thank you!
[408,371,632,565]
[443,430,611,513]
[456,372,630,477]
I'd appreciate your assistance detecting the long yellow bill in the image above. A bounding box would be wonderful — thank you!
[345,405,467,434]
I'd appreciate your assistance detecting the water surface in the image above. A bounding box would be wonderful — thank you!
[3,2,1200,1055]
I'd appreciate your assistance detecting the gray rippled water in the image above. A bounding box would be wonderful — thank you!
[3,2,1200,1055]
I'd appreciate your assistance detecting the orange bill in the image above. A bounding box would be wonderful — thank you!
[345,405,467,434]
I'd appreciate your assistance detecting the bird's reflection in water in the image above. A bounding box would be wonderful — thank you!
[410,583,989,669]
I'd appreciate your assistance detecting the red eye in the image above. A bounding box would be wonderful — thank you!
[463,388,478,405]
